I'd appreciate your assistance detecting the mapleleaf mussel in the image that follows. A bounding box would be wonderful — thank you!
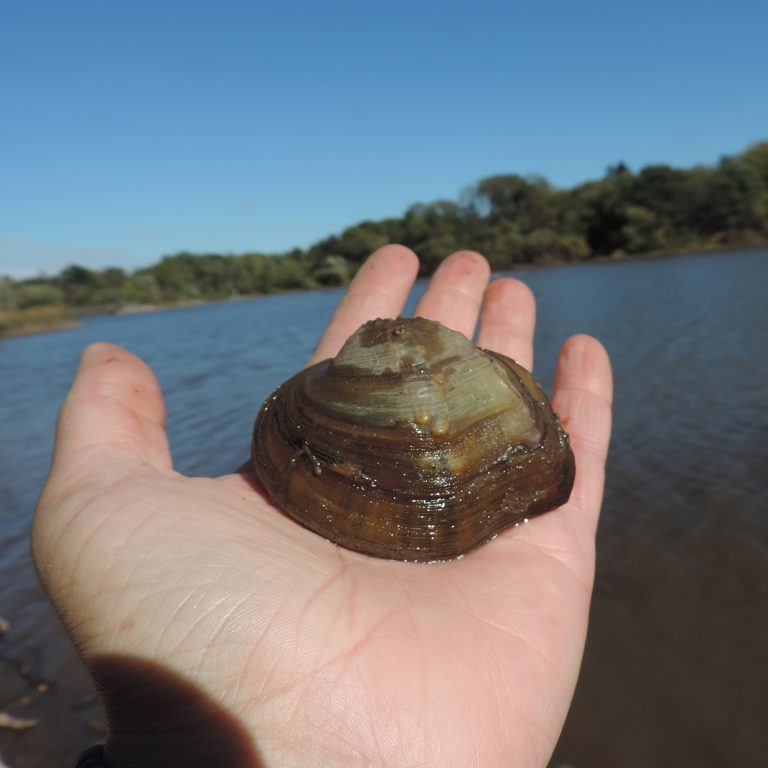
[252,317,574,562]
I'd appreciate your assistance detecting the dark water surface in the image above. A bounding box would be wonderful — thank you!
[0,249,766,767]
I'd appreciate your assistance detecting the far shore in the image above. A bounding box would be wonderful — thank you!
[2,243,765,341]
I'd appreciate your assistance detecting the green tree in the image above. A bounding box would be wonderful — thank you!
[572,172,633,256]
[335,223,390,265]
[621,206,663,253]
[471,175,557,234]
[311,255,351,286]
[14,281,65,308]
[58,265,103,306]
[686,158,764,237]
[400,200,476,272]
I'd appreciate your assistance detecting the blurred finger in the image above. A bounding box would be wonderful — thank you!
[52,342,172,478]
[413,251,490,338]
[551,335,613,534]
[476,278,536,371]
[308,244,420,365]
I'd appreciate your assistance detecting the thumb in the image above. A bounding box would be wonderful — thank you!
[33,345,172,652]
[50,342,172,482]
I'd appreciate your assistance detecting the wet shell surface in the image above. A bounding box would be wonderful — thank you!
[252,317,575,561]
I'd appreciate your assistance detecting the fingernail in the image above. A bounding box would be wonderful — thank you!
[79,342,114,369]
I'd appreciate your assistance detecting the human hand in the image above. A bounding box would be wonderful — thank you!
[33,245,612,768]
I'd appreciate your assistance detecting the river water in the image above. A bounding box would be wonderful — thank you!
[0,248,766,767]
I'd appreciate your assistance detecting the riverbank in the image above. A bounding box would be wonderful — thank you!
[0,299,208,339]
[2,242,765,340]
[0,306,78,339]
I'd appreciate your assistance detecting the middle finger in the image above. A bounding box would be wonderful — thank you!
[476,277,536,371]
[413,250,490,338]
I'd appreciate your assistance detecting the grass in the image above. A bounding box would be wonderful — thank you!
[0,305,78,338]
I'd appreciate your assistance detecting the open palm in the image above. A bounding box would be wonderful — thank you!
[33,246,612,768]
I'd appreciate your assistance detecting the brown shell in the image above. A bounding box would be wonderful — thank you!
[251,317,574,561]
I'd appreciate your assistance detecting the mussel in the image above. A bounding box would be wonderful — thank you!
[252,317,574,561]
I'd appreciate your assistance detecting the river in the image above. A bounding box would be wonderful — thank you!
[0,248,766,767]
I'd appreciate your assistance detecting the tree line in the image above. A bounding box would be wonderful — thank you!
[2,140,767,334]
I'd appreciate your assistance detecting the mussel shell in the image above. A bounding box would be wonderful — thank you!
[252,317,574,561]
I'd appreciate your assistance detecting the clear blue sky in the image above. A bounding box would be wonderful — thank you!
[2,0,767,278]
